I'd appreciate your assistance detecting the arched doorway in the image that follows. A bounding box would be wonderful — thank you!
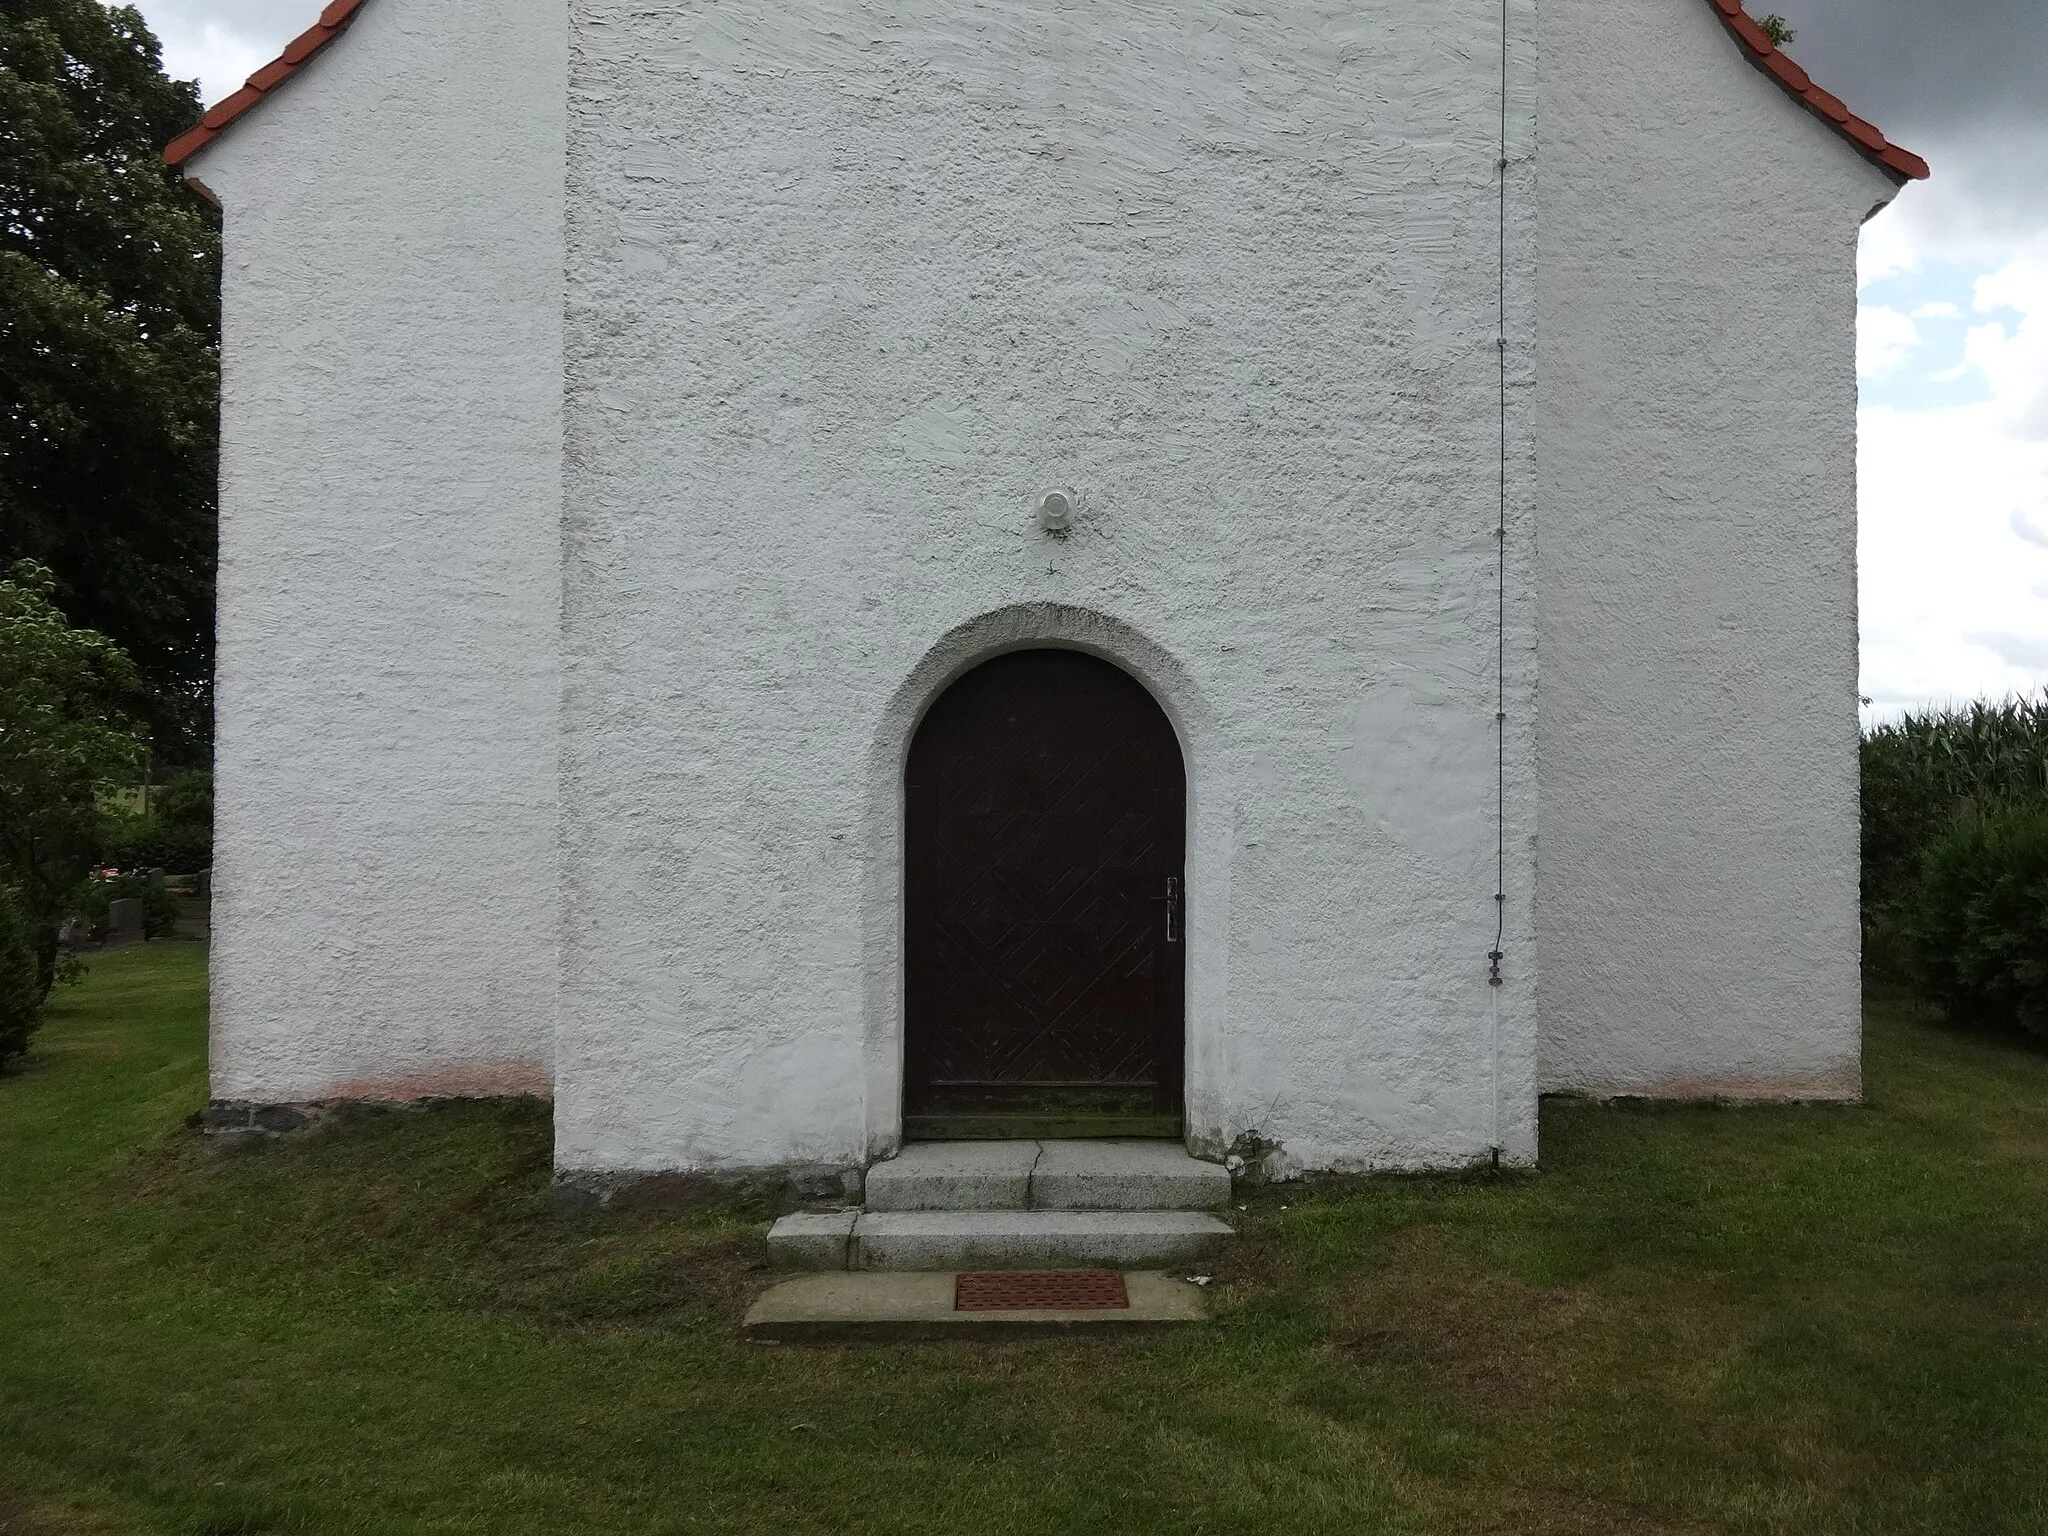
[904,648,1186,1140]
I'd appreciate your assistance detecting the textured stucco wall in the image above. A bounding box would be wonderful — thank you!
[1535,0,1899,1096]
[189,0,568,1101]
[557,0,1540,1181]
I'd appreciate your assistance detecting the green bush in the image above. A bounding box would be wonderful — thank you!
[96,819,210,880]
[1863,696,2048,966]
[68,872,180,942]
[0,880,42,1064]
[1903,799,2048,1037]
[95,770,213,878]
[0,560,150,997]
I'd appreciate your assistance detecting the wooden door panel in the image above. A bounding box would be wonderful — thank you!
[905,649,1185,1138]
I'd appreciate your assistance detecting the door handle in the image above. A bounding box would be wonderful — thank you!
[1155,876,1181,944]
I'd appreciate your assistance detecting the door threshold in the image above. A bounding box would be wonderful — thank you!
[903,1113,1185,1141]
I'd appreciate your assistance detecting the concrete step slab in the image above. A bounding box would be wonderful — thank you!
[849,1209,1233,1271]
[862,1139,1233,1212]
[744,1270,1207,1340]
[767,1209,859,1270]
[1032,1139,1232,1210]
[863,1140,1038,1211]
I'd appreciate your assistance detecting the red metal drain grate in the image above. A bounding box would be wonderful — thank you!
[955,1271,1131,1311]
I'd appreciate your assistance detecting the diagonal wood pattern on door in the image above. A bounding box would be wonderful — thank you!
[906,649,1185,1136]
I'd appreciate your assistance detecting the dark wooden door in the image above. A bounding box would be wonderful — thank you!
[905,649,1186,1140]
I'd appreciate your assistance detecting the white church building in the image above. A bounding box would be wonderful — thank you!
[169,0,1925,1201]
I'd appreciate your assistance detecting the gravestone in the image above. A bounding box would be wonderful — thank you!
[107,899,145,941]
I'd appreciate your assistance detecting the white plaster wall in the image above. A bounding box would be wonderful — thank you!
[191,0,568,1101]
[1535,0,1900,1096]
[558,0,1540,1180]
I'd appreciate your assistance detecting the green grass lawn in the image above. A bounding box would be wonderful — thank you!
[3,947,2047,1534]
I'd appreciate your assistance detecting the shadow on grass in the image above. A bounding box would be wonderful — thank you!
[119,1097,784,1335]
[1866,978,2048,1062]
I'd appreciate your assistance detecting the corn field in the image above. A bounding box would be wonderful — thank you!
[1862,694,2048,960]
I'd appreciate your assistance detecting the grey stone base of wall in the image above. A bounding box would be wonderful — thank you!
[199,1096,543,1139]
[551,1164,866,1215]
[202,1100,865,1214]
[202,1098,359,1137]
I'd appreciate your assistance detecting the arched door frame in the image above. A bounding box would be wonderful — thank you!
[857,604,1218,1161]
[902,648,1186,1139]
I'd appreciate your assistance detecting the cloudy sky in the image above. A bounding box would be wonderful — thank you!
[132,1,2048,722]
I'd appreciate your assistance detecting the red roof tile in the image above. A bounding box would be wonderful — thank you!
[162,0,1929,188]
[1706,0,1930,180]
[162,0,371,169]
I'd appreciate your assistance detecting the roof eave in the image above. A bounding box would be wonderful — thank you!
[162,0,373,171]
[1704,0,1930,182]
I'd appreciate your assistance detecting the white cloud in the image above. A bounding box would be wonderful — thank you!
[1858,213,1921,292]
[1969,631,2048,670]
[1857,305,1920,379]
[153,20,267,101]
[1858,203,2048,720]
[1965,245,2048,440]
[1860,391,2048,718]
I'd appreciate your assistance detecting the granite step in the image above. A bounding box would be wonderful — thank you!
[767,1208,1235,1272]
[863,1139,1232,1213]
[743,1270,1208,1340]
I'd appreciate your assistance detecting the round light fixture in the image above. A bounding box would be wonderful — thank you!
[1036,488,1075,534]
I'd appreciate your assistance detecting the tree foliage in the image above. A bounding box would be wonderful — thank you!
[0,558,145,998]
[98,765,211,874]
[0,1,217,763]
[1904,799,2048,1038]
[0,876,37,1064]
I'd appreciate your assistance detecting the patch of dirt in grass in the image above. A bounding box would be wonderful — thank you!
[0,1488,103,1536]
[472,1220,776,1329]
[1456,1484,1709,1536]
[1205,1207,1304,1309]
[1323,1225,1590,1417]
[1976,1102,2048,1172]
